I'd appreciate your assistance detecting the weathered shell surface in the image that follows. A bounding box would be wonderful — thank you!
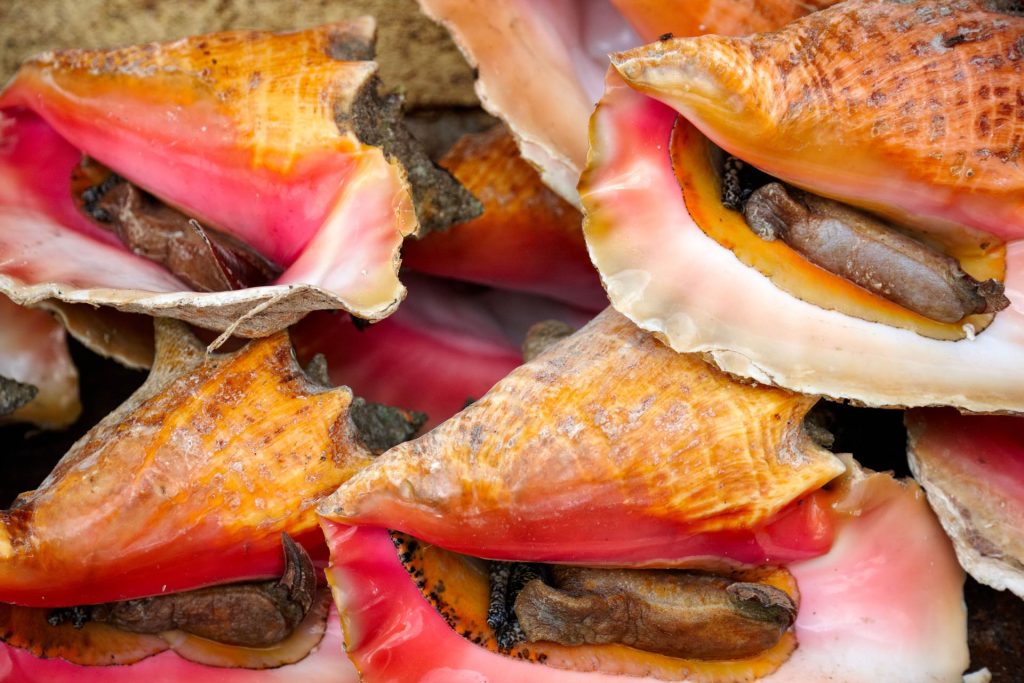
[582,72,1024,412]
[907,409,1024,597]
[321,307,846,566]
[0,319,373,607]
[0,20,416,336]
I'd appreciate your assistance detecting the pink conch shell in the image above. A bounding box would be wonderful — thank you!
[0,295,80,429]
[581,71,1024,413]
[416,1,835,205]
[0,20,417,337]
[417,0,638,204]
[908,409,1024,597]
[322,462,967,682]
[0,604,356,683]
[294,275,592,430]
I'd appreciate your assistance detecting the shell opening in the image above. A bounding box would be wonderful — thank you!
[389,531,799,682]
[670,117,1009,341]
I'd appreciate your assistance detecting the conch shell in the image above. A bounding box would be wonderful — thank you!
[581,66,1024,412]
[0,319,376,607]
[611,0,1024,241]
[0,295,79,429]
[402,125,606,310]
[417,0,835,204]
[908,409,1024,597]
[0,20,466,337]
[321,461,967,682]
[320,308,846,566]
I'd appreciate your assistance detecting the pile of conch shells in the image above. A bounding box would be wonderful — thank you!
[1,1,1022,681]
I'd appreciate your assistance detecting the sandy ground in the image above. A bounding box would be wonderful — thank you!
[0,0,476,107]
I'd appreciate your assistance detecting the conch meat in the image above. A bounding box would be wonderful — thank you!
[319,317,966,679]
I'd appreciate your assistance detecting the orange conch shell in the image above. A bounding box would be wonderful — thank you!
[0,319,374,607]
[611,0,1024,242]
[321,308,846,566]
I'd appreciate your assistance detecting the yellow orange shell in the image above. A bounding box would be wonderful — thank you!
[611,0,1024,243]
[0,319,374,607]
[320,308,846,565]
[610,0,841,42]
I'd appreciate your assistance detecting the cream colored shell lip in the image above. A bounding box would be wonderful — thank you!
[906,417,1024,599]
[581,76,1024,414]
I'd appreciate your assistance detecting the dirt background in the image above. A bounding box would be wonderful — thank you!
[0,0,477,107]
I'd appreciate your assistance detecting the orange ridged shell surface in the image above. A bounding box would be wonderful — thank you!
[0,320,373,607]
[321,308,846,566]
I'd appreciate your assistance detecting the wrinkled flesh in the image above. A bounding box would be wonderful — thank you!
[0,591,337,671]
[385,532,798,680]
[73,161,282,292]
[744,183,1008,323]
[83,535,315,648]
[0,321,375,607]
[907,409,1024,596]
[670,120,1007,340]
[514,567,796,660]
[610,0,1024,243]
[320,308,846,566]
[325,461,968,682]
